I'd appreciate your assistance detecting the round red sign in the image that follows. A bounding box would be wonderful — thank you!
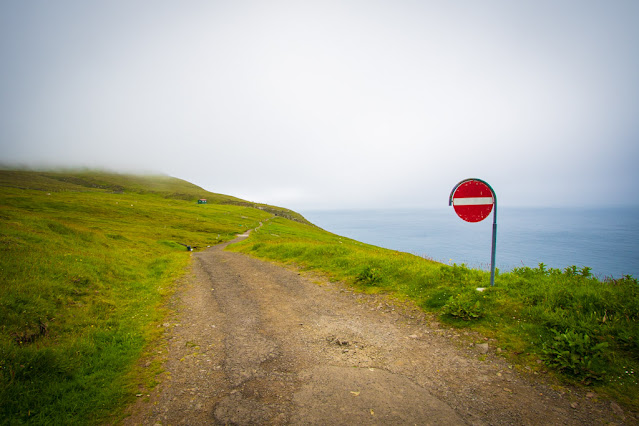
[450,180,494,223]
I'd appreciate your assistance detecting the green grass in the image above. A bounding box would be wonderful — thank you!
[2,168,638,421]
[0,169,280,424]
[229,216,639,408]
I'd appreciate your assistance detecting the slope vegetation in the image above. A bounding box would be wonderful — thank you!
[1,169,636,423]
[0,169,288,424]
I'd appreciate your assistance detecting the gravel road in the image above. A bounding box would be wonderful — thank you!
[123,233,634,425]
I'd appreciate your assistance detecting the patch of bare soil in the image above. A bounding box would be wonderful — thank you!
[123,234,636,425]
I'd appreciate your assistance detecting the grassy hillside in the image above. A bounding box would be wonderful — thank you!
[1,169,637,423]
[229,216,639,409]
[0,169,282,424]
[0,169,310,224]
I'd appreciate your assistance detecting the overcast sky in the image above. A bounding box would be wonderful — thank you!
[1,0,638,210]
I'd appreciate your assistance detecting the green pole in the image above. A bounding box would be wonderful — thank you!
[489,190,497,287]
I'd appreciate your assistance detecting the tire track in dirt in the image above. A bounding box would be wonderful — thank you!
[123,233,633,425]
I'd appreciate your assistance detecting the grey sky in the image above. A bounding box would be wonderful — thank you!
[1,0,638,210]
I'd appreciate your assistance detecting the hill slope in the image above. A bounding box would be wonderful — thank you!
[0,169,310,224]
[0,169,288,424]
[1,169,637,423]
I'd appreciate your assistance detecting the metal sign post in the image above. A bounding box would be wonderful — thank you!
[449,178,498,286]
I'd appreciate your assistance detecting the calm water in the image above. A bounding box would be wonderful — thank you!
[301,207,639,279]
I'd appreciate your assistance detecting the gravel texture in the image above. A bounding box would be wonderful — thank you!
[123,233,635,425]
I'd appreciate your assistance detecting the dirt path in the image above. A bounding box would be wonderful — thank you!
[123,233,634,425]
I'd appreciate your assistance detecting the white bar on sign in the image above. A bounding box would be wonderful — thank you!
[453,197,493,206]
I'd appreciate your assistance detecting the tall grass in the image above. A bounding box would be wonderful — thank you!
[0,171,274,424]
[230,217,639,407]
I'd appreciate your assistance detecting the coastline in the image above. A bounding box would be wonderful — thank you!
[301,206,639,279]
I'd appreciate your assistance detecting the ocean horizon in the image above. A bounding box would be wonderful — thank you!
[300,206,639,279]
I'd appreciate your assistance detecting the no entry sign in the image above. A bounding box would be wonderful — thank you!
[449,178,498,286]
[450,179,494,223]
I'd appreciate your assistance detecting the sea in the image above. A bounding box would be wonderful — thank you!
[300,207,639,280]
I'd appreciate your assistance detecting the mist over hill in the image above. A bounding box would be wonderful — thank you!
[0,168,311,225]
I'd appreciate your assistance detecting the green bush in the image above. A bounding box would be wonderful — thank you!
[542,328,609,384]
[442,292,484,320]
[356,266,383,286]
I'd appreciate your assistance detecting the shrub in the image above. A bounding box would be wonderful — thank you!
[542,328,609,384]
[356,266,383,286]
[442,292,484,320]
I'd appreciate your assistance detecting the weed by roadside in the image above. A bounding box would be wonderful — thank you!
[542,328,608,384]
[356,266,384,286]
[442,291,484,321]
